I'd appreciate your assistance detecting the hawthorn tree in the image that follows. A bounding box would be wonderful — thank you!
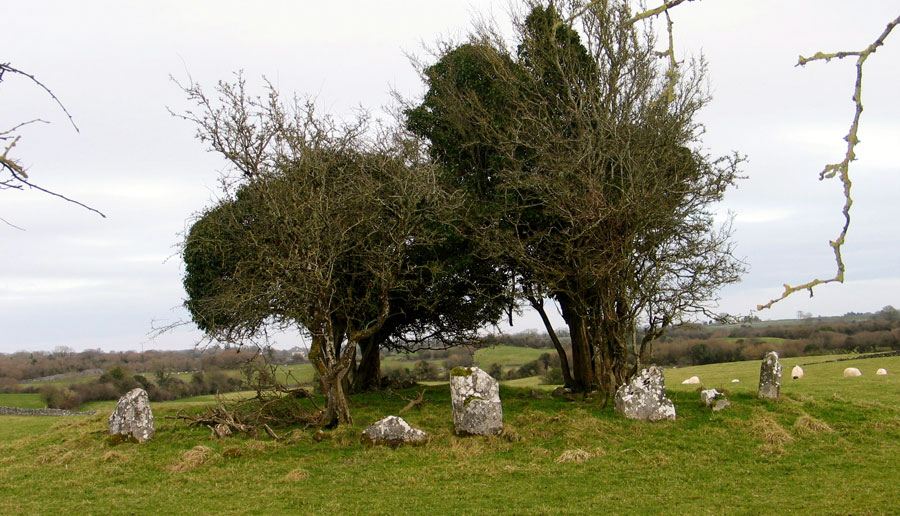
[407,0,744,395]
[179,78,512,424]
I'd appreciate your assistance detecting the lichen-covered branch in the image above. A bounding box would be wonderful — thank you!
[757,13,900,311]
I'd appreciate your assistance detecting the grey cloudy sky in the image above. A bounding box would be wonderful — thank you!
[2,1,898,353]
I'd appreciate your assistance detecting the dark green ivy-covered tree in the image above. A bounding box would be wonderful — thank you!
[407,0,745,396]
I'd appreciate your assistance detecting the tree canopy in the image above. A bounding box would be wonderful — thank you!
[406,0,744,394]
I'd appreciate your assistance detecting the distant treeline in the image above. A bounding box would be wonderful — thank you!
[0,346,305,391]
[459,306,900,369]
[35,365,245,410]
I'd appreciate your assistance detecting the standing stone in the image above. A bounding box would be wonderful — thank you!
[108,388,154,442]
[758,351,782,400]
[700,389,721,406]
[362,416,427,446]
[449,366,503,436]
[614,366,676,422]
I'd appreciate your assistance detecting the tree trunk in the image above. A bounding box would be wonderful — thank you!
[529,296,574,389]
[352,336,382,392]
[558,294,598,392]
[309,333,354,428]
[320,368,352,428]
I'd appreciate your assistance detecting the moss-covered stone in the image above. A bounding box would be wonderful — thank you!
[463,395,483,407]
[450,367,472,377]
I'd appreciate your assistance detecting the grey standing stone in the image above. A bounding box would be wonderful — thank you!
[108,388,154,442]
[449,366,503,436]
[758,351,782,400]
[362,416,427,446]
[614,366,676,422]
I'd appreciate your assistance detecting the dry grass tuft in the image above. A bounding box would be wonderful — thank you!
[245,440,267,453]
[794,413,834,435]
[555,449,593,464]
[448,437,487,459]
[100,451,126,463]
[221,446,243,458]
[331,425,360,447]
[757,443,787,457]
[499,425,523,443]
[746,411,794,446]
[168,445,215,473]
[283,468,311,482]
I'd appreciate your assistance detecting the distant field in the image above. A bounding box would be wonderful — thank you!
[474,345,553,368]
[665,354,900,405]
[3,352,900,514]
[0,393,45,409]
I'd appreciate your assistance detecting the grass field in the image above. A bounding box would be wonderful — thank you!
[0,393,45,409]
[474,345,553,368]
[2,353,899,514]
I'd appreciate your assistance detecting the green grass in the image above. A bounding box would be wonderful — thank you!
[3,354,900,514]
[474,345,553,368]
[0,393,45,409]
[500,376,556,390]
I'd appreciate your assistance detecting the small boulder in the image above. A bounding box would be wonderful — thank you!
[876,368,888,376]
[450,366,503,436]
[792,365,804,380]
[362,416,427,446]
[681,376,700,385]
[713,399,732,412]
[108,388,154,442]
[843,367,862,377]
[615,366,676,422]
[700,389,721,407]
[758,351,782,400]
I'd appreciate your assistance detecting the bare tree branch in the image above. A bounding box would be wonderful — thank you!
[757,13,900,311]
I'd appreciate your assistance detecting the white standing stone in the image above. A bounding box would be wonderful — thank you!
[615,366,676,422]
[876,368,888,376]
[792,365,804,379]
[108,388,154,442]
[362,416,427,446]
[449,366,503,436]
[681,376,700,385]
[843,367,862,377]
[758,351,782,400]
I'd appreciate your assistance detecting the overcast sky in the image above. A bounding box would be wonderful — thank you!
[2,1,898,353]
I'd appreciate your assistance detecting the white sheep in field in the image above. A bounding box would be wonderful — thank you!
[681,376,700,385]
[843,367,862,377]
[792,365,804,379]
[876,368,888,375]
